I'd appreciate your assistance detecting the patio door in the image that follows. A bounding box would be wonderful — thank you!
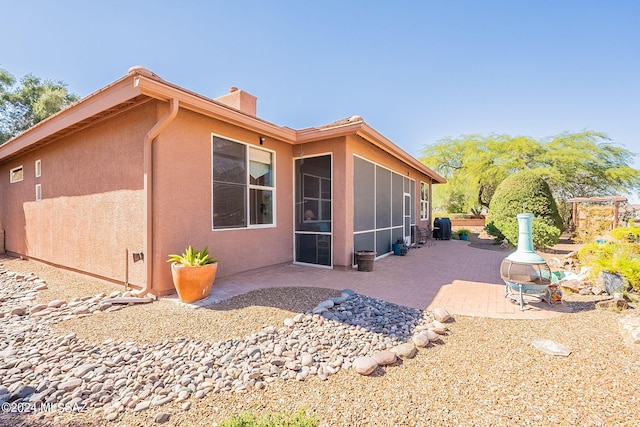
[294,155,332,267]
[404,193,412,244]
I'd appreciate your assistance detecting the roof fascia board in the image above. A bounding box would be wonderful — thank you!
[0,77,142,161]
[134,76,297,143]
[295,122,363,143]
[295,122,446,183]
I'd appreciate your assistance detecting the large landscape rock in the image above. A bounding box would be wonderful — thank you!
[433,307,451,322]
[353,356,378,375]
[600,271,627,296]
[371,350,397,366]
[421,329,440,342]
[391,342,417,359]
[412,334,429,348]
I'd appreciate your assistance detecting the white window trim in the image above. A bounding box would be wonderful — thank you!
[420,181,430,221]
[211,133,277,231]
[35,184,42,201]
[301,173,331,223]
[10,165,23,183]
[35,159,41,178]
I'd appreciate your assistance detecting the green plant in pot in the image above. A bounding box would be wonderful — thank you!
[456,229,471,241]
[167,246,219,303]
[393,238,408,256]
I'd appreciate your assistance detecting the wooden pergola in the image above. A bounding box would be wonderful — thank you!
[567,196,627,230]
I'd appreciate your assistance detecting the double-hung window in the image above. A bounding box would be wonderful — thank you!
[420,182,429,221]
[212,135,275,229]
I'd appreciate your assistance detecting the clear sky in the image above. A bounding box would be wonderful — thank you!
[2,1,639,172]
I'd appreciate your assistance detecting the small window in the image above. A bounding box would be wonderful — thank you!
[420,182,429,221]
[35,184,42,201]
[35,160,41,178]
[10,166,23,183]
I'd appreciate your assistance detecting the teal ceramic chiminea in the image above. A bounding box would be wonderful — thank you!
[506,213,546,264]
[500,213,551,310]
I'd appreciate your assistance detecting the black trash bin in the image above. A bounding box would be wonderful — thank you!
[434,217,451,240]
[439,217,452,240]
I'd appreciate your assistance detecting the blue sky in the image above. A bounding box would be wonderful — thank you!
[2,1,639,175]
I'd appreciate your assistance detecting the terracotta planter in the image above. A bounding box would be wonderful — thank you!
[170,262,218,303]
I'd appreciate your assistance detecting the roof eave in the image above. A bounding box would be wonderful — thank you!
[356,123,446,183]
[1,68,445,185]
[295,121,364,143]
[295,121,446,184]
[133,75,297,143]
[0,75,144,163]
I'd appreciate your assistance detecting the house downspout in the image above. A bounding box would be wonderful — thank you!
[137,98,179,297]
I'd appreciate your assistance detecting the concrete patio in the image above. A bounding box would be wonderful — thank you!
[189,239,572,320]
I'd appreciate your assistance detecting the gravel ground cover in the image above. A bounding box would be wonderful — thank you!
[1,254,639,427]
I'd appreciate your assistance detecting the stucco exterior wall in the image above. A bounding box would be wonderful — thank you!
[0,103,153,286]
[151,108,295,295]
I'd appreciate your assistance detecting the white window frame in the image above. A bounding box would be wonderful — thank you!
[35,159,41,178]
[420,182,430,221]
[302,173,331,223]
[10,166,23,183]
[35,184,42,201]
[211,134,276,230]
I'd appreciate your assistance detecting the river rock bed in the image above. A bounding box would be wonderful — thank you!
[0,264,449,422]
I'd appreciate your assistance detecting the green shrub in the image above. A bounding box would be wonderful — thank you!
[531,220,563,249]
[484,221,505,242]
[485,170,562,249]
[578,240,640,292]
[218,408,319,427]
[611,226,640,243]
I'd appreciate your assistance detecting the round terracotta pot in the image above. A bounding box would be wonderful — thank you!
[170,262,218,303]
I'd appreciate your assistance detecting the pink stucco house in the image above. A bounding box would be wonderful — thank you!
[0,66,445,296]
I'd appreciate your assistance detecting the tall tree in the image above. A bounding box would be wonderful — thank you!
[0,68,79,144]
[419,131,640,212]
